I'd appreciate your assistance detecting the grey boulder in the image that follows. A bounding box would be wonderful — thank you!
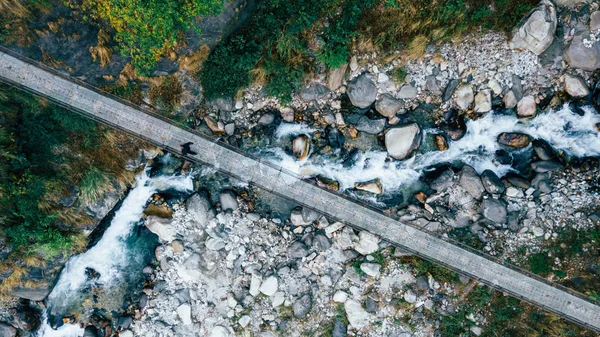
[510,0,557,55]
[565,32,600,71]
[348,74,377,109]
[384,123,422,160]
[482,199,508,225]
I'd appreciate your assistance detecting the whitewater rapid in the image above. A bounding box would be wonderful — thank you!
[260,104,600,194]
[37,169,193,337]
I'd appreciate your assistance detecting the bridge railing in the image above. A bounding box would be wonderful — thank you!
[1,45,599,331]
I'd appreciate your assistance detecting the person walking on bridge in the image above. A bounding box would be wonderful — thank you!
[180,142,197,156]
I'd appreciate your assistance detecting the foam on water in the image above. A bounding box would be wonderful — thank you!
[37,168,193,336]
[261,104,600,193]
[274,122,316,141]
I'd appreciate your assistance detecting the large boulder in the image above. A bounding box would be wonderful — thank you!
[145,216,175,242]
[356,117,386,134]
[186,193,215,226]
[563,74,590,97]
[517,96,537,118]
[455,85,474,110]
[482,199,508,225]
[474,90,492,113]
[299,84,330,101]
[498,133,531,148]
[384,123,422,160]
[565,32,600,71]
[0,322,16,337]
[459,165,485,199]
[347,74,377,109]
[375,94,402,118]
[510,0,557,55]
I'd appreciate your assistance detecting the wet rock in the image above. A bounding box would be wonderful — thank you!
[0,323,16,337]
[497,132,531,148]
[288,242,309,259]
[299,84,330,101]
[344,300,371,329]
[481,170,506,195]
[375,94,402,118]
[118,315,133,329]
[12,306,40,331]
[440,115,467,141]
[565,32,600,71]
[326,126,345,149]
[482,199,508,224]
[316,176,340,191]
[503,90,518,109]
[435,134,449,151]
[430,169,455,192]
[204,117,225,134]
[398,85,418,99]
[356,117,386,134]
[474,90,492,113]
[355,179,383,194]
[442,79,459,102]
[293,294,312,318]
[219,190,238,211]
[353,231,380,255]
[532,139,555,160]
[259,276,279,296]
[348,74,377,108]
[292,134,311,160]
[328,64,348,90]
[258,113,276,125]
[459,165,485,199]
[563,74,590,97]
[509,0,557,55]
[385,123,422,160]
[517,96,536,118]
[531,160,564,172]
[83,326,99,337]
[186,193,216,226]
[455,85,474,110]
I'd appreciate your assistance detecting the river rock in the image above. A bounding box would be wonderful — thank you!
[531,160,564,172]
[459,165,485,199]
[327,126,345,149]
[480,170,506,194]
[259,276,279,296]
[348,74,377,108]
[0,323,16,337]
[354,231,380,255]
[360,263,381,277]
[455,85,474,110]
[563,74,590,97]
[293,294,312,318]
[177,304,192,325]
[426,75,443,96]
[119,331,133,337]
[299,84,330,101]
[292,134,311,160]
[207,97,235,111]
[498,132,531,148]
[209,326,231,337]
[356,117,386,134]
[219,190,238,211]
[145,216,175,242]
[403,290,417,303]
[564,32,600,71]
[435,134,449,151]
[487,79,503,96]
[398,85,417,99]
[328,64,348,90]
[474,89,492,113]
[482,199,508,224]
[517,95,536,118]
[83,326,99,337]
[385,123,422,160]
[532,139,555,160]
[344,300,371,329]
[288,242,309,259]
[591,11,600,31]
[186,193,215,226]
[442,79,459,102]
[258,113,276,125]
[355,179,383,194]
[375,94,402,118]
[509,0,557,55]
[312,234,331,251]
[503,90,518,109]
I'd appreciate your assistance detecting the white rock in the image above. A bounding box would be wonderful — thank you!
[259,276,278,296]
[344,300,372,329]
[354,231,380,255]
[503,90,518,109]
[506,187,524,198]
[177,304,192,325]
[360,262,381,277]
[398,85,418,99]
[209,326,231,337]
[455,85,474,110]
[509,0,557,55]
[238,315,251,328]
[532,226,544,237]
[474,90,492,113]
[487,79,503,96]
[272,291,285,307]
[517,96,536,118]
[404,290,417,303]
[120,331,133,337]
[333,291,349,303]
[249,274,262,297]
[471,326,483,336]
[385,123,422,160]
[145,216,175,242]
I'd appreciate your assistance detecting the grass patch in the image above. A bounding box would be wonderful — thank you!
[391,66,408,84]
[399,255,459,284]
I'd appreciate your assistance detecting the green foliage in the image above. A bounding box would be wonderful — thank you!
[200,0,377,101]
[527,252,553,276]
[79,167,114,204]
[391,67,407,84]
[401,256,460,283]
[71,0,222,74]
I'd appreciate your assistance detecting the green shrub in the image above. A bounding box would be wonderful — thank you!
[527,252,552,276]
